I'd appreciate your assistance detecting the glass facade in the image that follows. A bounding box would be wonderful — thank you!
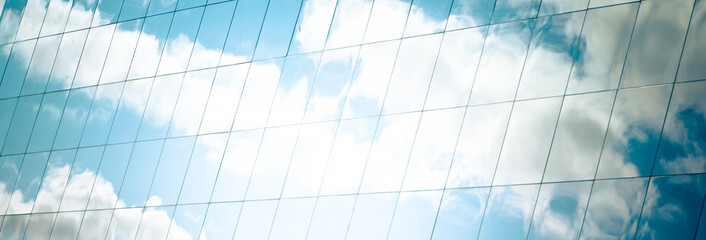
[0,0,705,239]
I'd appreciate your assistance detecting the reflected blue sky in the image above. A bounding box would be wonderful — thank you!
[0,0,705,239]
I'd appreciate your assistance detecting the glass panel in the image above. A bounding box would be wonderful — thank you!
[636,175,706,239]
[0,0,26,44]
[22,35,61,95]
[516,11,584,100]
[177,0,206,10]
[187,1,236,70]
[0,39,35,98]
[677,0,706,81]
[447,103,511,188]
[58,146,103,212]
[268,197,316,240]
[76,210,112,240]
[446,0,494,30]
[425,26,486,110]
[359,112,420,193]
[232,59,283,131]
[282,121,337,198]
[86,143,133,210]
[199,202,241,240]
[211,129,262,202]
[493,97,562,185]
[232,200,277,240]
[39,0,72,36]
[543,91,614,182]
[147,136,196,206]
[539,0,588,16]
[0,215,29,239]
[403,0,452,37]
[24,213,56,240]
[432,188,489,240]
[341,40,398,118]
[120,0,149,21]
[80,82,124,147]
[49,211,83,239]
[566,3,638,94]
[589,0,634,8]
[156,7,204,75]
[388,190,443,240]
[220,0,269,65]
[107,77,152,144]
[469,20,533,105]
[382,33,442,114]
[199,64,249,134]
[32,149,75,213]
[137,73,184,141]
[178,133,228,204]
[319,116,377,195]
[52,86,96,150]
[0,44,11,85]
[697,201,706,240]
[105,208,142,239]
[127,13,172,80]
[26,90,69,152]
[402,108,464,191]
[346,192,398,240]
[167,69,215,137]
[0,154,23,215]
[306,195,356,240]
[303,46,358,122]
[6,152,49,214]
[99,19,143,84]
[491,0,541,24]
[46,29,88,92]
[2,95,41,155]
[252,0,302,60]
[478,184,539,240]
[288,0,336,54]
[92,0,123,26]
[324,0,373,50]
[655,81,706,175]
[579,178,648,240]
[117,140,163,207]
[620,0,694,88]
[267,52,322,127]
[597,85,671,179]
[527,181,592,240]
[245,125,299,200]
[64,0,98,32]
[135,205,174,240]
[0,98,17,151]
[363,0,411,43]
[167,204,208,239]
[72,24,116,88]
[148,0,178,15]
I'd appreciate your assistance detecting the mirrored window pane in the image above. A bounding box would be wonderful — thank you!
[527,181,592,240]
[597,85,671,179]
[167,69,215,138]
[188,1,236,70]
[49,211,83,239]
[232,200,277,240]
[470,20,533,105]
[579,178,648,240]
[178,133,228,204]
[447,103,512,188]
[134,205,174,240]
[167,204,208,239]
[677,0,706,82]
[211,129,263,202]
[341,40,398,118]
[445,0,494,30]
[620,0,693,88]
[252,0,302,60]
[100,19,143,84]
[539,0,588,16]
[57,146,103,212]
[346,192,398,240]
[382,34,442,114]
[432,188,489,240]
[147,136,196,206]
[288,0,336,55]
[72,24,116,88]
[137,74,183,141]
[403,0,452,37]
[16,0,49,40]
[2,95,42,155]
[402,108,464,191]
[46,30,88,92]
[268,52,321,127]
[107,77,152,144]
[39,0,72,37]
[655,81,706,175]
[0,214,29,239]
[306,195,357,240]
[76,209,112,240]
[232,59,283,131]
[118,140,163,207]
[566,3,638,94]
[325,0,373,50]
[127,13,172,80]
[244,125,299,200]
[22,35,61,95]
[425,26,486,110]
[543,91,614,182]
[636,174,706,240]
[493,97,562,185]
[52,87,96,150]
[304,47,359,123]
[319,116,377,195]
[199,64,249,135]
[200,202,241,240]
[80,82,123,147]
[32,149,75,213]
[86,143,132,210]
[105,208,142,239]
[92,0,122,26]
[156,7,204,75]
[24,213,56,240]
[363,0,411,43]
[220,0,269,65]
[26,90,69,152]
[0,39,35,98]
[478,184,539,240]
[491,0,541,24]
[268,197,316,240]
[388,190,443,240]
[6,152,49,214]
[282,122,337,198]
